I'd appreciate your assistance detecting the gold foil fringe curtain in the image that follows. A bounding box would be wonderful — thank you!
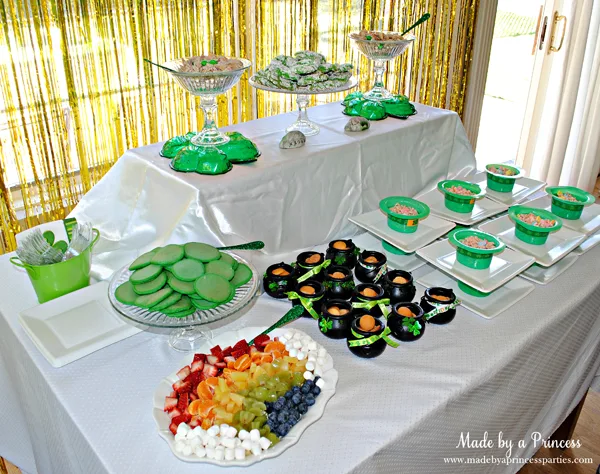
[0,0,479,253]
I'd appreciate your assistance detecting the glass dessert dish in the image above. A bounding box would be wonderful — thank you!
[349,33,415,101]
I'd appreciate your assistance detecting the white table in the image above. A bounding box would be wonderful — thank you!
[1,230,600,474]
[69,102,476,280]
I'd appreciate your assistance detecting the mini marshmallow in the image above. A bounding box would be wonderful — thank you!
[193,427,206,436]
[303,370,315,381]
[316,378,325,389]
[189,437,202,448]
[174,432,187,442]
[241,439,253,450]
[318,347,327,357]
[225,448,235,461]
[194,446,207,458]
[221,438,236,449]
[259,437,272,450]
[285,342,294,351]
[185,429,198,439]
[220,424,230,432]
[182,445,193,456]
[305,361,315,371]
[238,429,250,441]
[288,348,298,358]
[296,350,306,360]
[293,340,303,349]
[177,423,190,434]
[206,437,217,448]
[317,356,326,366]
[233,438,242,447]
[314,366,324,377]
[174,441,186,453]
[284,330,294,340]
[226,426,237,438]
[293,332,303,340]
[249,429,261,442]
[307,341,317,351]
[205,447,216,459]
[251,442,262,456]
[207,425,220,437]
[308,353,317,362]
[214,448,224,461]
[235,447,246,460]
[279,336,288,344]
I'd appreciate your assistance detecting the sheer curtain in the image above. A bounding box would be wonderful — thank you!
[518,0,600,191]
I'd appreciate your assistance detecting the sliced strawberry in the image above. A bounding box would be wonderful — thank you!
[253,334,270,348]
[231,349,246,359]
[189,417,201,428]
[169,408,182,419]
[176,365,191,381]
[178,392,189,412]
[189,392,198,401]
[202,364,218,378]
[193,353,207,363]
[191,360,205,373]
[214,361,226,369]
[210,345,223,356]
[169,422,178,435]
[169,391,177,398]
[173,380,191,394]
[206,355,219,365]
[224,355,235,365]
[222,346,233,356]
[164,397,178,412]
[185,371,202,389]
[233,339,249,352]
[172,413,192,426]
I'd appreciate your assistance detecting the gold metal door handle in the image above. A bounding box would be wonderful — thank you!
[549,11,567,53]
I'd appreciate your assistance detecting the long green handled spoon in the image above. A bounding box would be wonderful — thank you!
[401,13,431,36]
[217,241,264,251]
[249,305,305,346]
[143,58,178,74]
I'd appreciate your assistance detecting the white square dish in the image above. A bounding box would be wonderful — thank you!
[471,171,546,205]
[519,253,578,285]
[524,195,600,235]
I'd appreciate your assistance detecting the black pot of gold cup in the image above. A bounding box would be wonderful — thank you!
[388,302,425,342]
[263,262,297,299]
[351,284,388,317]
[319,299,353,339]
[295,251,328,282]
[383,270,416,304]
[420,287,457,325]
[347,315,389,359]
[288,280,326,319]
[325,239,359,269]
[354,250,387,284]
[323,266,355,300]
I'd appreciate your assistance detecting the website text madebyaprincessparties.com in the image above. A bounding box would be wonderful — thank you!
[444,455,594,466]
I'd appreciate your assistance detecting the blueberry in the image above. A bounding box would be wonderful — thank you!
[298,402,308,414]
[292,386,301,394]
[312,386,321,396]
[305,394,315,406]
[305,380,314,388]
[285,391,294,399]
[288,412,299,425]
[301,384,311,394]
[292,393,302,405]
[277,411,289,423]
[279,422,291,436]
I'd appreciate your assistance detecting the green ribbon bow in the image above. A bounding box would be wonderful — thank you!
[348,326,399,348]
[286,291,322,320]
[319,318,333,333]
[423,299,461,321]
[297,259,331,283]
[352,298,391,318]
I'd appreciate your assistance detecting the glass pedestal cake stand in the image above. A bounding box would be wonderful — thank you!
[108,253,259,352]
[146,57,251,173]
[349,33,415,101]
[249,77,358,136]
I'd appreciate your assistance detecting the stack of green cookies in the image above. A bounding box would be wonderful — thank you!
[114,243,253,318]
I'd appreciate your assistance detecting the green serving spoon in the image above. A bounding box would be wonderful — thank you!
[143,58,178,74]
[401,13,431,36]
[249,305,304,346]
[218,241,264,251]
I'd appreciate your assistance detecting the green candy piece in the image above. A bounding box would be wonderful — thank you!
[132,272,167,295]
[184,242,220,262]
[162,295,192,314]
[151,244,185,265]
[171,258,205,282]
[134,287,173,308]
[230,264,253,288]
[205,260,235,280]
[115,281,139,305]
[167,274,196,295]
[194,274,233,303]
[43,231,55,246]
[130,264,163,284]
[166,308,196,318]
[191,298,219,310]
[129,249,159,271]
[219,252,238,270]
[151,292,182,311]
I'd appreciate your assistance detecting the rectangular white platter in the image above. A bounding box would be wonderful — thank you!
[519,252,579,285]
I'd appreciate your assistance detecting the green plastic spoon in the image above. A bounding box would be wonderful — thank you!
[401,13,431,36]
[248,305,304,346]
[217,241,265,251]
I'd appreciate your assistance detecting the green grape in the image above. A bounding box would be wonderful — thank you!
[238,389,249,397]
[257,374,270,386]
[240,410,256,425]
[275,382,288,394]
[251,420,264,430]
[233,412,241,424]
[272,375,281,384]
[278,371,291,383]
[266,379,277,389]
[254,387,268,402]
[260,425,271,437]
[253,401,267,411]
[248,381,257,391]
[271,359,281,369]
[292,372,305,386]
[243,397,255,409]
[249,406,264,416]
[267,391,278,402]
[267,432,280,446]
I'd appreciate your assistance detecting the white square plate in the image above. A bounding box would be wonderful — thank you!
[19,282,143,368]
[415,188,507,226]
[416,238,535,293]
[478,215,586,267]
[519,252,578,285]
[471,171,546,205]
[573,231,600,255]
[349,210,455,254]
[416,269,535,319]
[524,195,600,235]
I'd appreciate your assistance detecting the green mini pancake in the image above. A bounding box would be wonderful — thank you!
[132,272,167,295]
[134,287,173,308]
[166,273,196,295]
[115,281,139,305]
[129,249,159,271]
[165,307,196,318]
[162,295,192,314]
[171,258,205,282]
[184,242,220,262]
[205,260,235,280]
[130,264,163,284]
[151,292,182,312]
[191,298,218,310]
[230,263,253,288]
[194,274,233,303]
[218,252,238,270]
[151,244,185,265]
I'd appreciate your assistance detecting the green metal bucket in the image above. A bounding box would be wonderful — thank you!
[508,206,562,245]
[485,164,522,193]
[438,180,485,213]
[11,229,100,303]
[449,229,505,270]
[379,196,430,234]
[546,186,595,220]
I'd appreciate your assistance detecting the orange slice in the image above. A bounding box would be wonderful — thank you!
[233,354,251,371]
[201,418,213,430]
[264,341,286,354]
[197,380,214,400]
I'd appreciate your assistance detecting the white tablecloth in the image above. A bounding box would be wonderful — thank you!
[69,102,475,280]
[1,231,600,474]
